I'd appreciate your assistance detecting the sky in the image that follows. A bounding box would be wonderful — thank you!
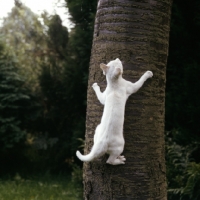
[0,0,73,30]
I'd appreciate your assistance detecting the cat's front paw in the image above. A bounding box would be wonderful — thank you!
[92,83,99,89]
[145,71,153,79]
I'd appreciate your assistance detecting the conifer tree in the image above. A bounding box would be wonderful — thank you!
[0,40,30,149]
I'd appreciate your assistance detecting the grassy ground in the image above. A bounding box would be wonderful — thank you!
[0,173,83,200]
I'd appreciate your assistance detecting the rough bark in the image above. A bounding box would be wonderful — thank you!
[83,0,172,199]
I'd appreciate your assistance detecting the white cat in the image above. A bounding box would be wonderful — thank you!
[76,58,153,165]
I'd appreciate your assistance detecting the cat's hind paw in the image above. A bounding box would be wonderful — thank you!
[106,155,126,165]
[118,155,126,162]
[106,159,125,165]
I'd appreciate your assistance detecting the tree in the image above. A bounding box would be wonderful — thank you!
[0,39,36,150]
[0,3,48,91]
[82,0,172,199]
[64,0,97,155]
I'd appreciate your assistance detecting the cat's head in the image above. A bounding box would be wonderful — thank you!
[100,58,123,79]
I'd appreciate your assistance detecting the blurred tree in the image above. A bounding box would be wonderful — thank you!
[63,0,97,158]
[0,39,40,151]
[0,4,70,172]
[47,14,69,60]
[36,5,96,170]
[18,14,71,172]
[0,3,48,91]
[0,0,97,173]
[14,0,22,7]
[0,40,26,149]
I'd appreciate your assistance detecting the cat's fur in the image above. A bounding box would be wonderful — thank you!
[76,58,153,165]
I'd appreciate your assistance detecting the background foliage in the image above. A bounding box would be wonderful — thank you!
[0,4,48,91]
[0,41,30,149]
[0,0,199,199]
[166,0,200,199]
[0,0,97,174]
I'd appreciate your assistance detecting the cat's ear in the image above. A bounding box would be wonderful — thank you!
[100,63,109,75]
[114,67,121,77]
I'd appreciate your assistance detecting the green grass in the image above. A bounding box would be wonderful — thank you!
[0,174,83,200]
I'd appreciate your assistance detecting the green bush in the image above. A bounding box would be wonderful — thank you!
[166,131,200,200]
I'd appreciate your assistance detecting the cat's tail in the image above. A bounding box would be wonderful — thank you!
[76,150,95,162]
[76,140,107,162]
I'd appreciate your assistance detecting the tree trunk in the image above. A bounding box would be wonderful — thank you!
[83,0,172,199]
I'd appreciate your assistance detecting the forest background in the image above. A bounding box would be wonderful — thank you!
[0,0,200,199]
